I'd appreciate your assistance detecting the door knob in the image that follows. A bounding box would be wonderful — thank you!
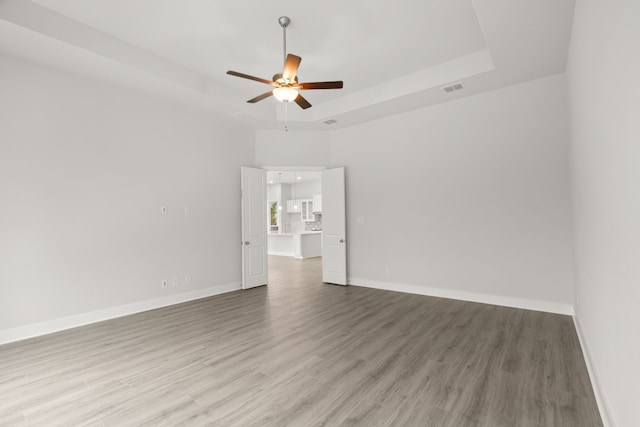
[339,239,344,243]
[244,241,250,245]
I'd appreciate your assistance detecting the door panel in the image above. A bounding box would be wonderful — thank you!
[241,167,267,289]
[321,167,347,285]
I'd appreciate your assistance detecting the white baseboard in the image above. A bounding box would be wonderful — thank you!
[268,251,295,257]
[347,277,574,315]
[573,315,615,427]
[0,281,241,346]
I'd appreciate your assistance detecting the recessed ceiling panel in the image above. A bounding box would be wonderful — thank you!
[32,0,487,94]
[5,0,575,130]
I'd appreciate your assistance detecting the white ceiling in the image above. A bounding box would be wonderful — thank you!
[0,0,575,130]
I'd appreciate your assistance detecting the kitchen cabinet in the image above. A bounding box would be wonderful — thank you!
[268,232,322,259]
[312,194,322,213]
[267,233,295,256]
[287,199,314,220]
[301,199,314,222]
[294,232,322,259]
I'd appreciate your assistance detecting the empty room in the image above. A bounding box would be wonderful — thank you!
[0,0,638,426]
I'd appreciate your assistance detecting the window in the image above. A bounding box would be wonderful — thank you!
[269,200,279,232]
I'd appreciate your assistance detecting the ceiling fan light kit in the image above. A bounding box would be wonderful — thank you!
[226,16,343,111]
[272,86,298,102]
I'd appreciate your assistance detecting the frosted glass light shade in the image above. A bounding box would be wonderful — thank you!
[272,86,298,102]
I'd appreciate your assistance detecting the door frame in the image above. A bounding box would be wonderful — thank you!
[261,166,327,173]
[259,165,344,283]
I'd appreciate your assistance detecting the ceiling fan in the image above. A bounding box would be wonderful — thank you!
[226,16,343,110]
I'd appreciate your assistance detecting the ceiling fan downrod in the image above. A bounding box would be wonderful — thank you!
[278,16,291,67]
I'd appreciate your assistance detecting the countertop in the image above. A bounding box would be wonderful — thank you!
[268,231,322,236]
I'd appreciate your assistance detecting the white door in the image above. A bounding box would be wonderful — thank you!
[321,167,347,285]
[241,167,268,289]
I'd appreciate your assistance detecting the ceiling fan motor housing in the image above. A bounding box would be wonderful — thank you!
[272,73,299,86]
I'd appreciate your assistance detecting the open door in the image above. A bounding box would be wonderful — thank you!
[241,167,268,289]
[321,167,347,285]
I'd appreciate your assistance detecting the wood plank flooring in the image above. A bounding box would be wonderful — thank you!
[0,256,602,426]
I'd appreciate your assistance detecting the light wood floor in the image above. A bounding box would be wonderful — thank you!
[0,256,602,426]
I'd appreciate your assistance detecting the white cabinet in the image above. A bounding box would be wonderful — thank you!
[268,233,295,256]
[294,233,322,259]
[301,199,314,221]
[270,232,321,259]
[288,199,315,221]
[312,194,322,213]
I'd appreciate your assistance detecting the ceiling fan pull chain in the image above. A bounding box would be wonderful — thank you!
[284,101,289,132]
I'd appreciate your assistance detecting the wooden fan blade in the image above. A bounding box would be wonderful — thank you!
[298,81,343,90]
[282,54,302,82]
[294,93,312,109]
[247,91,274,103]
[227,71,276,86]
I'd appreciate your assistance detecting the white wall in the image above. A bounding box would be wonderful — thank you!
[330,74,575,311]
[267,184,281,203]
[0,54,254,336]
[567,0,640,425]
[255,129,330,166]
[290,179,321,199]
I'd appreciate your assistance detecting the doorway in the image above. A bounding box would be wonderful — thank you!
[240,166,346,289]
[266,170,323,284]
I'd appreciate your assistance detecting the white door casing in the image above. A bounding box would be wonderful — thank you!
[321,167,347,285]
[241,167,268,289]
